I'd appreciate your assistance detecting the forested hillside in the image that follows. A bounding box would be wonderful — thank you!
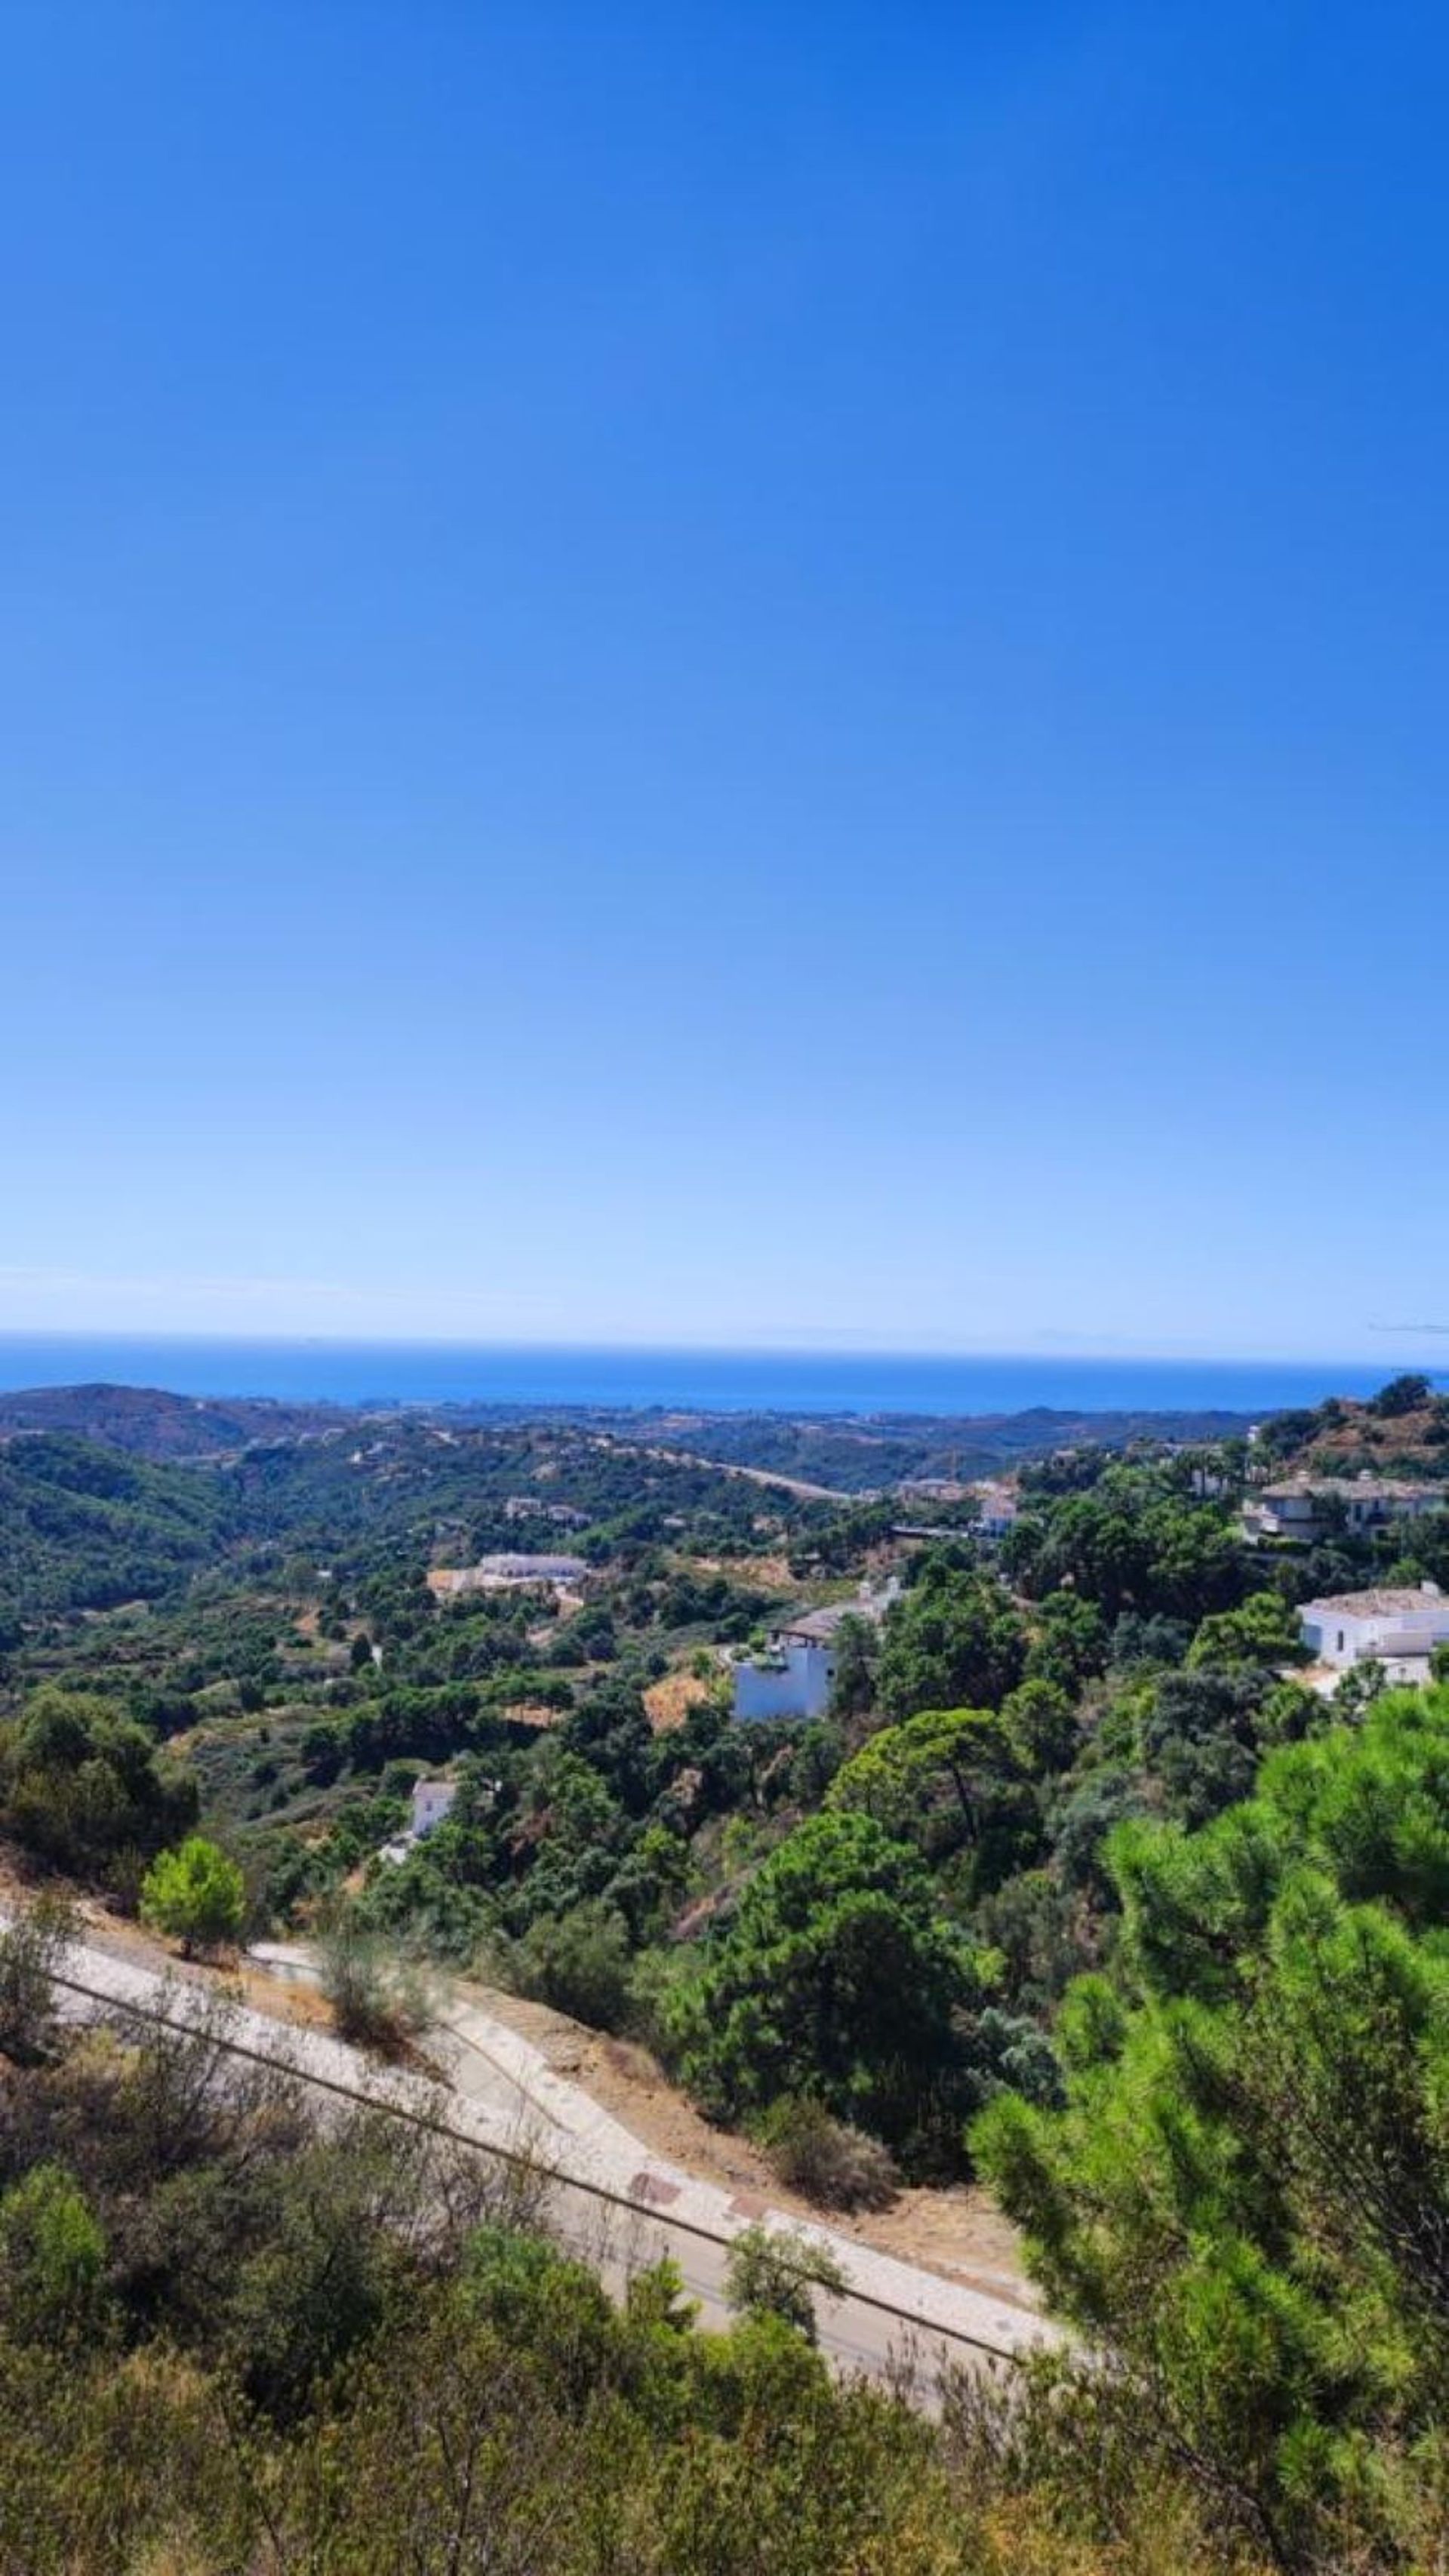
[0,1434,235,1628]
[5,1380,1449,2564]
[1252,1371,1449,1476]
[9,1381,1449,2190]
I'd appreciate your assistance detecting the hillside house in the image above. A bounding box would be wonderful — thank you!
[1244,1476,1445,1546]
[972,1481,1020,1541]
[380,1773,460,1864]
[411,1776,458,1836]
[427,1553,591,1600]
[503,1496,590,1528]
[1299,1584,1449,1674]
[732,1587,897,1723]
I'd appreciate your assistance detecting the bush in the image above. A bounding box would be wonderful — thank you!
[506,1900,635,2033]
[724,2222,850,2344]
[0,1688,198,1880]
[0,2164,106,2344]
[140,1836,245,1956]
[0,1893,76,2064]
[318,1912,433,2054]
[756,2097,899,2211]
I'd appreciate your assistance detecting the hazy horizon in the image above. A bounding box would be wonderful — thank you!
[0,1329,1440,1422]
[3,1322,1449,1366]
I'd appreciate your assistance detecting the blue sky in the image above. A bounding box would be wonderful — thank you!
[2,0,1446,1360]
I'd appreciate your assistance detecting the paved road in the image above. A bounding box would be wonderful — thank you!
[250,1939,1050,2384]
[12,1911,1053,2394]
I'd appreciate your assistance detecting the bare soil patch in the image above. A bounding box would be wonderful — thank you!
[643,1670,715,1732]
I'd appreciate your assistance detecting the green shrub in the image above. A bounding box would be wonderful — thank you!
[723,2223,849,2345]
[139,1836,245,1956]
[506,1900,635,2033]
[0,2165,106,2344]
[0,1893,76,2064]
[318,1911,433,2053]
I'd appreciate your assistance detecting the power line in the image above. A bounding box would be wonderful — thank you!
[49,1959,1032,2372]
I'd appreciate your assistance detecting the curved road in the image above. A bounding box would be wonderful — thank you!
[16,1911,1054,2395]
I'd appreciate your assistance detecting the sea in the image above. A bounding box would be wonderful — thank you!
[0,1335,1437,1419]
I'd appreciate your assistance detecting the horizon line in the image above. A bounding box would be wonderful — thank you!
[0,1325,1441,1373]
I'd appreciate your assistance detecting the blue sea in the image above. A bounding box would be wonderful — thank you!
[0,1335,1438,1418]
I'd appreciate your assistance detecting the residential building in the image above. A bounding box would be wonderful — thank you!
[732,1587,898,1723]
[1299,1583,1449,1673]
[971,1481,1020,1541]
[892,1479,1019,1547]
[380,1773,460,1864]
[411,1776,458,1836]
[1244,1476,1446,1546]
[427,1553,590,1599]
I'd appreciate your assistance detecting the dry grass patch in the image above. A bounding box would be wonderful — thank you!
[643,1670,715,1732]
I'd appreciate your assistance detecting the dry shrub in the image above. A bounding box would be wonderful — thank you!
[758,2096,900,2211]
[318,1916,434,2055]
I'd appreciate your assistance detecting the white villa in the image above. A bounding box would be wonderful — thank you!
[972,1481,1020,1542]
[732,1586,898,1723]
[380,1775,459,1866]
[1299,1584,1449,1674]
[1244,1476,1445,1546]
[427,1553,590,1600]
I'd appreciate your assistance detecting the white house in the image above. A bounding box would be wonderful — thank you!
[1299,1584,1449,1672]
[732,1589,897,1723]
[411,1776,458,1836]
[378,1774,460,1866]
[1244,1476,1445,1546]
[428,1553,590,1600]
[972,1481,1020,1542]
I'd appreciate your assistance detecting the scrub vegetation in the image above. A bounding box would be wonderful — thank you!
[3,1379,1449,2565]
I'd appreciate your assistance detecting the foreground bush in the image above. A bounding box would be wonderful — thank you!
[0,1893,75,2064]
[502,1897,636,2032]
[140,1834,245,1955]
[318,1909,434,2052]
[756,2095,900,2211]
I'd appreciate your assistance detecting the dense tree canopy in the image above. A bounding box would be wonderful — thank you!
[0,1689,197,1879]
[1003,1472,1247,1625]
[876,1563,1028,1719]
[666,1810,987,2162]
[977,1684,1449,2572]
[826,1707,1041,1899]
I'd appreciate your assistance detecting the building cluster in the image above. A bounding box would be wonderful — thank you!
[427,1552,591,1601]
[1243,1473,1444,1546]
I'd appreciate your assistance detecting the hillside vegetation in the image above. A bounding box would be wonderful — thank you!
[6,1378,1449,2564]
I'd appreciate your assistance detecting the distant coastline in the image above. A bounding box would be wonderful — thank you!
[0,1334,1438,1419]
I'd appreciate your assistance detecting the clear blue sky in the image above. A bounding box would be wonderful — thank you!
[3,0,1446,1360]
